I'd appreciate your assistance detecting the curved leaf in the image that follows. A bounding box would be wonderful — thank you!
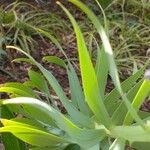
[57,1,111,129]
[0,119,67,147]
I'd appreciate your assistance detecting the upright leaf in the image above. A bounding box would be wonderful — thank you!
[7,46,94,128]
[67,64,90,115]
[69,0,145,128]
[57,1,111,128]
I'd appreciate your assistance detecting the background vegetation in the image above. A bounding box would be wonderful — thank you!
[0,0,150,150]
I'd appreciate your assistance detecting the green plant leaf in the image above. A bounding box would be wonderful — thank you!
[2,11,16,24]
[111,124,150,143]
[69,0,145,128]
[1,97,55,126]
[64,144,80,150]
[43,56,66,68]
[124,79,150,125]
[105,67,145,114]
[109,138,125,150]
[0,97,106,148]
[0,82,38,98]
[111,79,143,125]
[7,46,94,129]
[97,0,113,8]
[95,46,108,98]
[57,1,111,129]
[28,69,52,103]
[1,106,26,150]
[12,57,34,64]
[67,64,90,115]
[0,119,67,147]
[132,142,150,150]
[30,147,65,150]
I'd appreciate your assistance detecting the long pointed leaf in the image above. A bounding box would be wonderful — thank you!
[0,119,67,147]
[6,46,94,128]
[57,1,111,128]
[69,0,145,128]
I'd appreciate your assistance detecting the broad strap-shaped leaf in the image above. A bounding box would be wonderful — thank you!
[111,80,143,125]
[28,69,52,102]
[7,46,94,128]
[67,64,90,116]
[0,98,80,137]
[69,0,145,128]
[0,98,88,136]
[95,46,108,98]
[44,55,90,116]
[0,119,67,147]
[1,106,26,150]
[1,97,107,148]
[111,124,150,143]
[0,82,38,98]
[124,79,150,125]
[57,2,111,128]
[104,67,145,112]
